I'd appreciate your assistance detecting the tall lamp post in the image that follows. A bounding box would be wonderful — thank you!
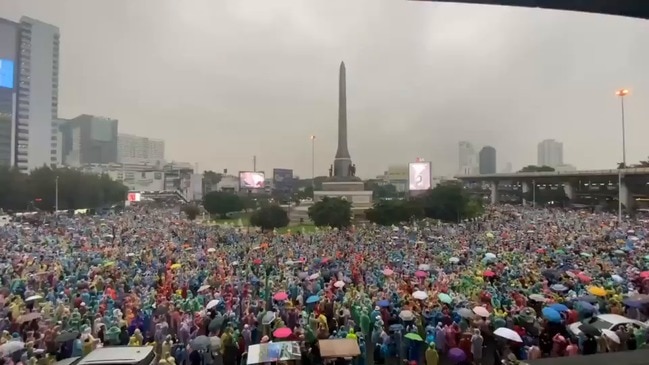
[310,135,316,189]
[616,88,629,222]
[55,175,59,212]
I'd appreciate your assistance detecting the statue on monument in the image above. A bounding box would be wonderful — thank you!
[329,165,333,177]
[348,164,356,177]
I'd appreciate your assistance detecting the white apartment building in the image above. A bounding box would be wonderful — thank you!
[15,17,61,171]
[117,133,165,164]
[78,163,165,191]
[458,141,478,176]
[537,139,564,168]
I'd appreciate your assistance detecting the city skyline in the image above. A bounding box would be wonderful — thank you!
[1,1,648,178]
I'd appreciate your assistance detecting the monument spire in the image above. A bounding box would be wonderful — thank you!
[334,61,352,177]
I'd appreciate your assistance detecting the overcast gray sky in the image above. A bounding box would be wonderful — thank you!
[2,0,648,178]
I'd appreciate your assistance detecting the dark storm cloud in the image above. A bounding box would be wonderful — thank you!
[1,0,648,177]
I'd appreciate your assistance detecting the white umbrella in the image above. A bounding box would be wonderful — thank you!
[399,310,415,321]
[0,341,25,355]
[206,299,220,310]
[25,295,42,302]
[529,294,547,302]
[473,306,490,318]
[602,329,620,344]
[198,285,211,293]
[309,273,320,280]
[484,253,496,260]
[334,280,345,288]
[126,252,135,257]
[413,290,428,300]
[494,327,523,343]
[449,257,460,264]
[418,264,431,271]
[207,248,216,253]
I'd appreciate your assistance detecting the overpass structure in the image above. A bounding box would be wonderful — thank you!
[455,167,649,207]
[410,0,649,20]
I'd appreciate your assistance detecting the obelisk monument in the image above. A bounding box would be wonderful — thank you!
[314,61,371,214]
[333,61,353,178]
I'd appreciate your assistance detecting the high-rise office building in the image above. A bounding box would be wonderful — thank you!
[458,141,478,175]
[479,146,497,174]
[537,139,563,168]
[117,133,165,164]
[0,18,19,167]
[12,16,61,171]
[60,114,119,167]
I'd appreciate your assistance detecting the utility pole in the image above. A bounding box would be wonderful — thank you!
[55,175,59,212]
[532,179,536,208]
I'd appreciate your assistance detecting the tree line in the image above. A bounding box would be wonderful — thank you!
[0,166,128,212]
[201,181,484,231]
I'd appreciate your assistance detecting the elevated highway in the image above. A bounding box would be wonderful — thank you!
[409,0,649,20]
[455,168,649,207]
[457,167,649,181]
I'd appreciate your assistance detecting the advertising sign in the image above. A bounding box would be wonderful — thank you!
[239,171,265,189]
[408,162,432,191]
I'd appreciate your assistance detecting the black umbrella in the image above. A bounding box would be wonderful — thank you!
[153,305,169,316]
[541,269,561,281]
[578,323,602,337]
[208,318,223,333]
[55,331,80,343]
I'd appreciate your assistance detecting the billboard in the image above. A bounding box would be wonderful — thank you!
[273,168,294,192]
[408,162,432,191]
[239,171,265,189]
[0,59,14,89]
[127,192,141,202]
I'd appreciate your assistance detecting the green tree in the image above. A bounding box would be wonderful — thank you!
[297,186,314,200]
[418,182,482,222]
[632,158,649,168]
[203,170,223,189]
[181,204,201,220]
[249,204,289,231]
[365,199,423,226]
[308,197,352,229]
[203,191,244,218]
[0,166,127,211]
[365,181,399,199]
[518,165,555,172]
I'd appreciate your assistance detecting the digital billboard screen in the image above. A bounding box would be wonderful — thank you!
[408,162,432,191]
[0,59,14,89]
[239,171,265,189]
[127,192,141,202]
[273,168,294,192]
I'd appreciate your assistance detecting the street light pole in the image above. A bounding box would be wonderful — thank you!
[310,135,316,189]
[616,88,629,222]
[55,175,59,212]
[532,179,536,208]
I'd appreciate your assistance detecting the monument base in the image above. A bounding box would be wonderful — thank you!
[288,181,373,223]
[315,181,373,217]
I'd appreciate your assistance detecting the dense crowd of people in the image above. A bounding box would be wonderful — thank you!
[0,205,648,365]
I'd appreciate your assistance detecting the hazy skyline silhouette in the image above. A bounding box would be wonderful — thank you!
[2,0,648,178]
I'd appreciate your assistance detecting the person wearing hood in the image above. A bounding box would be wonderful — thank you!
[425,342,439,365]
[434,324,446,354]
[470,329,483,365]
